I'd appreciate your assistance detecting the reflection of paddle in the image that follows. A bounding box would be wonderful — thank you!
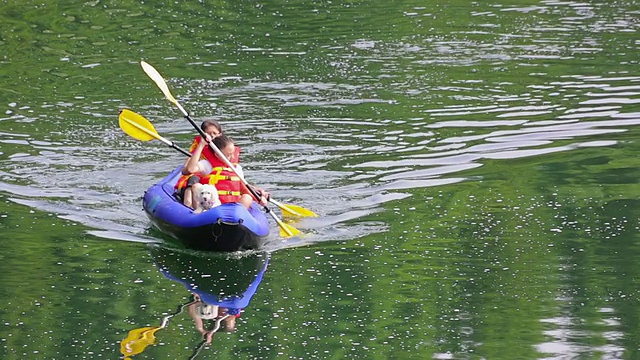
[120,300,193,359]
[188,314,231,360]
[119,109,316,219]
[120,326,161,359]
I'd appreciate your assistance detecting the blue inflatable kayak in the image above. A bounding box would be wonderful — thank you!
[142,166,270,251]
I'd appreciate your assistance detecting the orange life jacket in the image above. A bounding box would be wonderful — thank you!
[175,136,243,204]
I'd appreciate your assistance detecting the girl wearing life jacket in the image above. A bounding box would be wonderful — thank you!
[177,120,223,208]
[178,133,269,210]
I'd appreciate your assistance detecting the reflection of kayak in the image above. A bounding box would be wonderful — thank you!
[142,166,270,251]
[151,246,269,309]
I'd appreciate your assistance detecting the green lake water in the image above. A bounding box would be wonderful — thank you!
[1,1,640,359]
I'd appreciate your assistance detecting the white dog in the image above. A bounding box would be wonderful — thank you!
[192,183,221,213]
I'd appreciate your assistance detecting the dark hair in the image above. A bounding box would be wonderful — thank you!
[212,134,234,149]
[201,119,222,134]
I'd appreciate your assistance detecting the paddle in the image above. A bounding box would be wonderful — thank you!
[139,61,302,237]
[119,109,316,219]
[119,109,191,157]
[249,187,317,219]
[136,63,316,219]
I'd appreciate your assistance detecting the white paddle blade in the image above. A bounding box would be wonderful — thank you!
[140,61,177,104]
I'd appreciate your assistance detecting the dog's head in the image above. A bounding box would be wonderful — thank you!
[195,184,221,211]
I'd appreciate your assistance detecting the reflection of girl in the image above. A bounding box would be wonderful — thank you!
[188,294,240,344]
[153,248,270,347]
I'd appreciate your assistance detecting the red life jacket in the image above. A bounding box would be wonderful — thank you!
[189,136,240,164]
[175,136,243,204]
[202,154,243,204]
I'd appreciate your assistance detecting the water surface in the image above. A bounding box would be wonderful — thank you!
[1,0,640,359]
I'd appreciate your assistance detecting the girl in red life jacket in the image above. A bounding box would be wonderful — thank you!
[181,133,270,210]
[185,119,223,159]
[209,135,269,209]
[179,120,223,209]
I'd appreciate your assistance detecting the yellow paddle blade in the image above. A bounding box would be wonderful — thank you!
[140,61,178,104]
[268,199,317,219]
[279,203,318,219]
[119,109,160,142]
[278,221,301,238]
[120,326,161,357]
